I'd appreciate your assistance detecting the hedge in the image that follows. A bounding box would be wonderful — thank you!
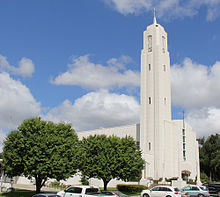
[117,184,148,192]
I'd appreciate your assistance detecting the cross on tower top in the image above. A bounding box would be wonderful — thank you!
[153,8,157,24]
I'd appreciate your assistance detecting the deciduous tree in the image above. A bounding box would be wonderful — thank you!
[78,135,144,190]
[2,117,79,193]
[199,134,220,181]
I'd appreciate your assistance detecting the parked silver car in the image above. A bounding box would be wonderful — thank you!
[181,185,209,197]
[141,185,181,197]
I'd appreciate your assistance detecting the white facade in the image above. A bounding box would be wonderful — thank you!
[140,15,172,181]
[75,15,200,186]
[78,124,139,141]
[138,16,200,184]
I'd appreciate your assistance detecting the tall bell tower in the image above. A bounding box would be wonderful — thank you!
[140,11,172,179]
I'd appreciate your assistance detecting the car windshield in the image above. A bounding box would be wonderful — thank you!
[66,187,82,193]
[200,186,208,191]
[85,188,99,194]
[152,187,160,191]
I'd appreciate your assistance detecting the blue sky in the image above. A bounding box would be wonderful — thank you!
[0,0,220,145]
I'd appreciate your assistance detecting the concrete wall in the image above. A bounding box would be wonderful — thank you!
[77,124,139,141]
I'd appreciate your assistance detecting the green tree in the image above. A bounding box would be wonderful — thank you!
[78,135,144,190]
[199,134,220,181]
[2,117,79,193]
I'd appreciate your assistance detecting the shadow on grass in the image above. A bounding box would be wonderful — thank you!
[0,191,35,197]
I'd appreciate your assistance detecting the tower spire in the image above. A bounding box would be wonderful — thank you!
[153,8,157,24]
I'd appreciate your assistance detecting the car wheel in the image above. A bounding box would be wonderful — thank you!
[143,194,150,197]
[197,194,204,197]
[166,195,171,197]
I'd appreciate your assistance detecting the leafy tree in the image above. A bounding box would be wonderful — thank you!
[78,135,144,190]
[211,150,220,180]
[199,134,220,181]
[2,117,79,193]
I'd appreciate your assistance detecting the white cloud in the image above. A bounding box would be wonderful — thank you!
[186,107,220,137]
[44,90,140,131]
[171,58,220,109]
[0,55,35,77]
[171,58,220,136]
[0,72,41,130]
[51,55,139,90]
[103,0,151,15]
[102,0,220,21]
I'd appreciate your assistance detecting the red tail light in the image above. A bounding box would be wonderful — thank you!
[174,192,178,194]
[184,192,188,195]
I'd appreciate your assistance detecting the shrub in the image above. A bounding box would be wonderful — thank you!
[153,178,162,184]
[200,172,209,183]
[117,184,148,192]
[50,180,60,188]
[187,179,196,185]
[80,175,89,185]
[165,177,178,182]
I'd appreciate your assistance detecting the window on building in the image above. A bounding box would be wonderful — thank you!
[163,65,166,71]
[149,142,151,151]
[149,97,151,104]
[162,36,165,53]
[183,150,186,160]
[183,136,185,143]
[183,143,186,150]
[148,35,152,52]
[182,128,185,135]
[149,64,151,71]
[164,98,166,105]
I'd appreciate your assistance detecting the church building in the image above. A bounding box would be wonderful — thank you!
[77,13,201,186]
[16,13,201,187]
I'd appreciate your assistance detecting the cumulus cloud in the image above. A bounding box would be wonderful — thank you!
[0,72,41,130]
[44,90,140,131]
[171,58,220,136]
[102,0,220,21]
[186,107,220,137]
[0,55,35,77]
[51,55,139,90]
[171,58,220,109]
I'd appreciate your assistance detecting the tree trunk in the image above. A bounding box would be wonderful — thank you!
[103,179,110,191]
[35,176,43,193]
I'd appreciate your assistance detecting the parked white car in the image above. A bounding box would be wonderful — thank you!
[141,185,181,197]
[57,185,118,197]
[181,185,210,197]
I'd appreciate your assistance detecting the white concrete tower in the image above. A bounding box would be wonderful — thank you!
[140,11,172,180]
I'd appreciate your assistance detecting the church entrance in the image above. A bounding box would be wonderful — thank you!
[181,170,191,181]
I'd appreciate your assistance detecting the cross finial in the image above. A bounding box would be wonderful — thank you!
[153,8,157,24]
